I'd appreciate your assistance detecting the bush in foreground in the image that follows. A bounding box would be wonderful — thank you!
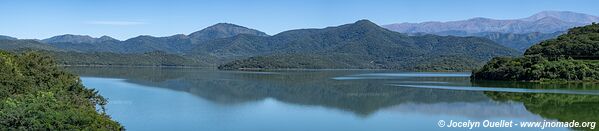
[0,50,122,130]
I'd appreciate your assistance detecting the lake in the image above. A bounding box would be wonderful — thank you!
[67,67,599,131]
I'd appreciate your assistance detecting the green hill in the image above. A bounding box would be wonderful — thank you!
[472,23,599,81]
[0,50,122,130]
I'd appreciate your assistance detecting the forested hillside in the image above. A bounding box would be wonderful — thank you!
[44,51,206,66]
[472,23,599,81]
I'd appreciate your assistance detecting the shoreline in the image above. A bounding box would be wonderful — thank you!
[62,65,599,83]
[62,65,473,72]
[59,64,216,69]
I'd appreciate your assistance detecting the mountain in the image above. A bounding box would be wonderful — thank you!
[0,23,270,66]
[42,34,119,44]
[217,20,520,70]
[383,11,598,34]
[188,23,268,42]
[117,35,193,54]
[1,20,520,70]
[412,31,565,51]
[475,31,565,51]
[0,39,63,51]
[0,35,17,40]
[0,39,205,67]
[43,23,269,54]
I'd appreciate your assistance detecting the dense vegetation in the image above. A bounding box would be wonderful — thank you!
[41,50,206,66]
[525,23,599,59]
[472,23,599,81]
[0,50,122,130]
[218,53,483,71]
[218,53,360,69]
[0,39,206,66]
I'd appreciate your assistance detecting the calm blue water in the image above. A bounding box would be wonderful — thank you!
[69,67,598,131]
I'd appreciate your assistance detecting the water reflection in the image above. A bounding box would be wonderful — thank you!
[484,92,599,130]
[68,67,598,130]
[67,67,488,116]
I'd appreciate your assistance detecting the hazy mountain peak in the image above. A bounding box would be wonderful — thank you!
[523,11,599,23]
[43,34,95,43]
[208,23,241,28]
[128,35,155,40]
[43,34,120,44]
[534,16,565,23]
[468,17,494,21]
[188,23,268,42]
[55,34,93,38]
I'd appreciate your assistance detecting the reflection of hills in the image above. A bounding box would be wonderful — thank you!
[73,67,599,125]
[474,79,599,129]
[68,67,491,116]
[472,80,599,90]
[384,101,543,120]
[484,91,599,130]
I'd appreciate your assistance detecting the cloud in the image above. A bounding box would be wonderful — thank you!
[87,21,147,26]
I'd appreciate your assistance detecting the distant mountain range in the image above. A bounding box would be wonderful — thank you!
[0,20,519,70]
[408,31,566,51]
[383,11,599,51]
[0,39,62,51]
[37,23,269,54]
[383,11,598,34]
[42,34,119,44]
[11,10,598,70]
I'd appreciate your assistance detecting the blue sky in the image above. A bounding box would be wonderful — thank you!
[1,0,598,40]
